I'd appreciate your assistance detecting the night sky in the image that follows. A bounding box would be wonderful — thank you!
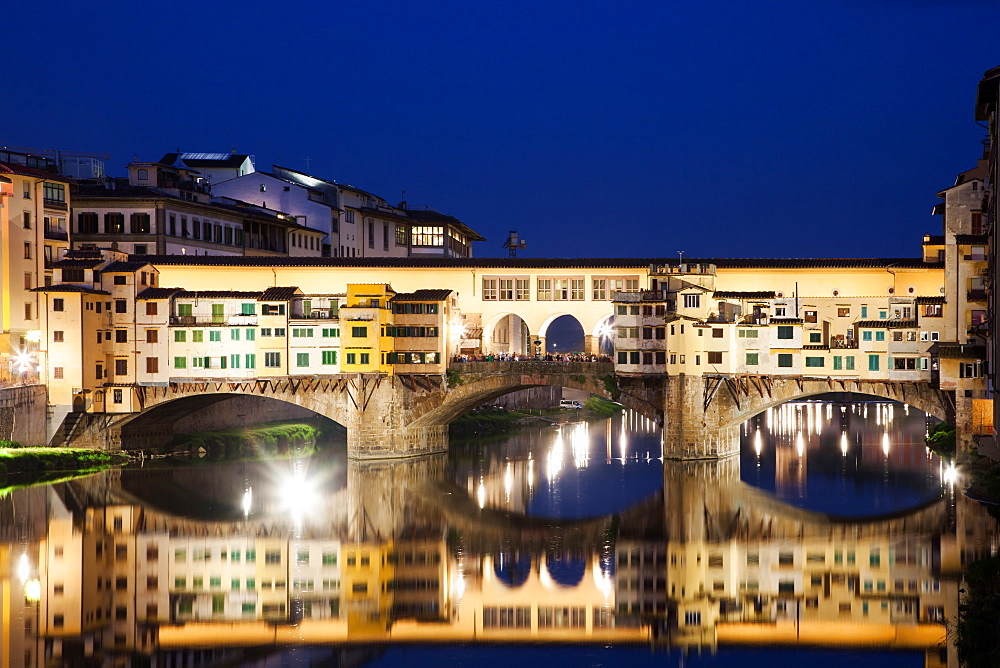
[7,1,1000,259]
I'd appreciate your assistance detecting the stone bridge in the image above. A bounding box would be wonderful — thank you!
[66,363,956,460]
[73,361,635,459]
[661,373,954,460]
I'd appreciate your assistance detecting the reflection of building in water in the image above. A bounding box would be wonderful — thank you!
[2,455,998,666]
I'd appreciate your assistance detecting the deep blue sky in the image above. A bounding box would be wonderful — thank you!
[6,1,1000,258]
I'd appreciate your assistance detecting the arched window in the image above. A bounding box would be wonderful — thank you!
[137,169,149,181]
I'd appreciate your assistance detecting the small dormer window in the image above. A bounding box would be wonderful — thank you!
[137,169,148,181]
[260,184,266,192]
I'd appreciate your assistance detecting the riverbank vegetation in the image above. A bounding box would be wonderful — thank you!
[448,397,623,437]
[925,422,956,458]
[955,554,1000,668]
[165,418,340,458]
[0,443,127,477]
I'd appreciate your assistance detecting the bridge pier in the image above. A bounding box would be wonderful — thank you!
[663,374,740,460]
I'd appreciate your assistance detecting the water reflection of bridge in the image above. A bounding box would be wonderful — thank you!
[1,454,996,667]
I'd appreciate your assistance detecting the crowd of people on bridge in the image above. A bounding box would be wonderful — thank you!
[452,353,612,363]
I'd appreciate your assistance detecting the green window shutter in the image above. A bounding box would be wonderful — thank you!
[868,355,879,371]
[174,357,186,369]
[231,329,240,340]
[846,356,855,370]
[212,303,225,323]
[833,356,842,370]
[178,304,192,317]
[175,330,186,342]
[192,330,203,342]
[745,353,758,366]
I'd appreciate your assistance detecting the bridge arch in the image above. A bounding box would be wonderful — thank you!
[411,361,623,427]
[483,311,530,355]
[111,392,343,449]
[706,377,952,429]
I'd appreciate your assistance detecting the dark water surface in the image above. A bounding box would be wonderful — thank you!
[0,399,994,667]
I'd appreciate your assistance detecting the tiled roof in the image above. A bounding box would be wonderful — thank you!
[30,285,110,295]
[134,255,941,270]
[52,259,103,269]
[923,235,945,245]
[392,289,453,301]
[855,319,918,329]
[177,290,264,299]
[770,318,803,324]
[167,153,251,168]
[0,161,73,183]
[64,250,104,260]
[714,291,776,299]
[935,344,986,360]
[915,296,946,304]
[259,287,300,301]
[136,287,185,300]
[102,261,153,273]
[955,234,988,244]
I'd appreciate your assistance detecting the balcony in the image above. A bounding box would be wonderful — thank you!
[170,314,258,327]
[44,225,68,241]
[291,310,338,320]
[830,339,859,349]
[43,198,67,211]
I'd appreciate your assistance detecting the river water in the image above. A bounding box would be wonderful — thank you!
[1,399,996,667]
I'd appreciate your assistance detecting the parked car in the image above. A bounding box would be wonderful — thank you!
[560,399,583,409]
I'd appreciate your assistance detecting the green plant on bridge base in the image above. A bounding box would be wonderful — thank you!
[569,374,587,385]
[599,375,621,401]
[447,369,463,387]
[926,422,956,458]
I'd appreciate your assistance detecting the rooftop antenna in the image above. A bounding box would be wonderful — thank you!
[502,230,527,258]
[677,250,685,265]
[304,156,314,172]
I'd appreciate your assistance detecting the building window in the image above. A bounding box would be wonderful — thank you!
[804,310,817,323]
[297,353,309,367]
[838,307,850,317]
[683,294,700,309]
[868,355,880,372]
[777,326,794,339]
[23,211,31,229]
[777,354,793,368]
[322,350,337,365]
[351,326,367,338]
[115,329,127,343]
[174,357,186,369]
[23,242,31,259]
[482,278,497,300]
[809,332,821,343]
[115,300,127,313]
[24,303,32,320]
[146,358,159,373]
[53,298,64,312]
[875,331,885,342]
[537,279,552,300]
[43,182,65,204]
[516,278,530,300]
[115,359,128,376]
[746,353,758,365]
[411,226,444,246]
[130,213,151,233]
[805,357,824,367]
[52,331,64,342]
[707,351,723,364]
[264,352,281,367]
[105,213,125,234]
[113,389,123,404]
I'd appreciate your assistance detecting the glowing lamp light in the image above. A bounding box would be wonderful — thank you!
[25,330,41,343]
[24,579,41,603]
[242,487,253,516]
[942,463,959,486]
[17,553,29,583]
